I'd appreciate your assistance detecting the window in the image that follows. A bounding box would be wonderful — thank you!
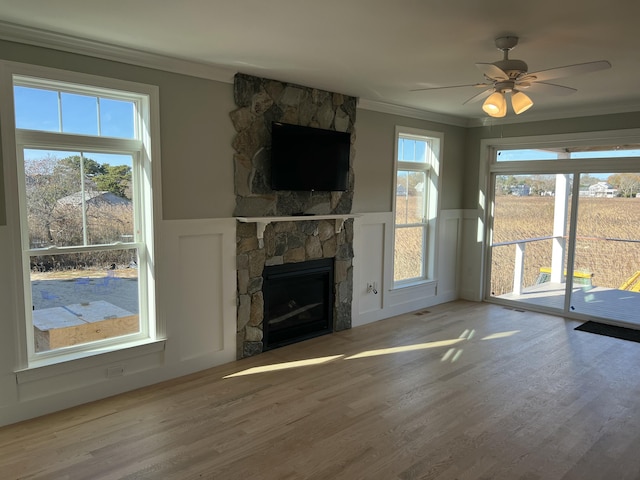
[0,63,160,364]
[393,127,441,285]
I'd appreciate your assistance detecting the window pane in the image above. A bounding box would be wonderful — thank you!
[14,86,59,132]
[398,137,427,163]
[396,170,426,224]
[394,227,425,282]
[496,149,558,162]
[497,146,640,162]
[61,92,99,135]
[24,150,134,248]
[401,139,415,161]
[14,86,136,139]
[100,98,135,138]
[571,175,640,323]
[30,249,140,353]
[571,148,640,159]
[490,173,572,308]
[25,151,82,248]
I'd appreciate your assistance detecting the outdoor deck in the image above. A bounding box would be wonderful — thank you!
[499,283,640,326]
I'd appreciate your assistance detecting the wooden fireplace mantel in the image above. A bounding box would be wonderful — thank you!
[236,214,359,247]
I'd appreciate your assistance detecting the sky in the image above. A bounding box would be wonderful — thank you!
[14,85,135,167]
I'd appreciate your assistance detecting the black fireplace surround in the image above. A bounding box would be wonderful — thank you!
[262,258,334,350]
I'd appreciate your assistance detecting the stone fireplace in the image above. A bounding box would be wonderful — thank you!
[231,73,357,359]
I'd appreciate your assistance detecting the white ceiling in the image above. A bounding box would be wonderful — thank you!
[1,0,640,125]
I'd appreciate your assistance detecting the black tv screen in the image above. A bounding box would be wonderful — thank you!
[271,122,350,191]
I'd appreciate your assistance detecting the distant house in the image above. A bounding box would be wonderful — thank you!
[510,184,530,196]
[587,182,617,198]
[57,191,131,207]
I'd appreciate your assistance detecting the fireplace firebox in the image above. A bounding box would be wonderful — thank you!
[262,258,334,350]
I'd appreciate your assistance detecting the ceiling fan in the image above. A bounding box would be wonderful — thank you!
[413,36,611,117]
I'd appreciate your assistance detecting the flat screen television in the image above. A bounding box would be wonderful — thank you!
[270,122,350,191]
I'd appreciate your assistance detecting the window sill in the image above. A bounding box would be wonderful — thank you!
[392,278,436,291]
[15,338,166,385]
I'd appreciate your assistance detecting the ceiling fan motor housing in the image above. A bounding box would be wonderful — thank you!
[493,37,528,78]
[494,36,519,51]
[495,80,516,93]
[493,58,528,79]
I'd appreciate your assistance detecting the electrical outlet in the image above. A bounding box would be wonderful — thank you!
[106,365,125,378]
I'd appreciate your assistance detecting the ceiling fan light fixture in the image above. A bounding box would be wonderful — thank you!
[415,36,611,118]
[511,90,533,114]
[482,91,507,117]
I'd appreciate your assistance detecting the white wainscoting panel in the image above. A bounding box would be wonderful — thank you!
[352,210,464,327]
[160,219,237,366]
[352,213,391,327]
[459,209,484,301]
[437,209,463,302]
[0,225,19,409]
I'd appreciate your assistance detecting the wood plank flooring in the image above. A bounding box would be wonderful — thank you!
[3,300,640,479]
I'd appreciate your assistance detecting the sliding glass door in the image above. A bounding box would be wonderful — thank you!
[486,141,640,327]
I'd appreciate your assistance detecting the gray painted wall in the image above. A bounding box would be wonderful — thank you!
[0,39,468,225]
[0,39,236,223]
[353,109,466,213]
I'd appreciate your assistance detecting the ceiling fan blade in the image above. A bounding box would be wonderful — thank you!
[520,60,611,83]
[410,83,490,92]
[475,63,509,81]
[463,88,493,105]
[524,82,577,96]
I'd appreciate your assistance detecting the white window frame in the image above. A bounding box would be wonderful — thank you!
[392,126,442,288]
[0,61,162,368]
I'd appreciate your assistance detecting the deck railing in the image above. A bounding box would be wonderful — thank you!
[491,235,640,296]
[492,236,557,295]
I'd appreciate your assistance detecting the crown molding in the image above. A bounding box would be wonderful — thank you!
[0,20,236,84]
[357,98,471,127]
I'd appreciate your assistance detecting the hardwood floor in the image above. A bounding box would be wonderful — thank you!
[3,300,640,479]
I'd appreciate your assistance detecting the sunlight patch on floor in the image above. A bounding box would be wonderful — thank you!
[441,328,476,362]
[224,329,522,378]
[223,354,344,378]
[481,330,520,340]
[344,338,465,360]
[441,347,464,362]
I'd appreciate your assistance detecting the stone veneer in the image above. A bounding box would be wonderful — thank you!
[231,73,356,217]
[236,219,354,358]
[231,73,357,359]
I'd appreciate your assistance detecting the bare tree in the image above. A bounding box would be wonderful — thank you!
[608,173,640,198]
[24,155,80,246]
